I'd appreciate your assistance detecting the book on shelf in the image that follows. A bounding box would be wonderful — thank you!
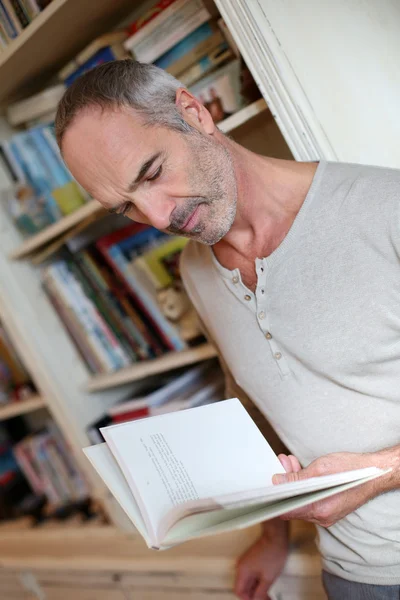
[124,0,211,64]
[0,0,47,44]
[84,398,387,550]
[87,361,223,444]
[42,220,196,375]
[60,42,130,87]
[154,21,224,76]
[95,224,188,353]
[57,31,129,82]
[14,420,89,508]
[0,124,87,236]
[6,84,66,127]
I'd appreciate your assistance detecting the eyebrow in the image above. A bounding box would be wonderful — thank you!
[127,151,163,193]
[107,152,163,215]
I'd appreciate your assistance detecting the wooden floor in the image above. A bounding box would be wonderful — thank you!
[0,521,326,599]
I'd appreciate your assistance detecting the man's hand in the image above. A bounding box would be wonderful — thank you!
[234,519,289,600]
[273,448,400,528]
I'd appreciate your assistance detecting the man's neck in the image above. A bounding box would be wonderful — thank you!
[212,147,318,286]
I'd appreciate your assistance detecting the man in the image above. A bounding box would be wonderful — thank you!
[55,60,400,600]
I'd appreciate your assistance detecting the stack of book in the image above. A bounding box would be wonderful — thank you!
[0,0,53,48]
[13,420,89,508]
[87,361,224,444]
[53,0,246,123]
[0,123,87,235]
[42,221,199,375]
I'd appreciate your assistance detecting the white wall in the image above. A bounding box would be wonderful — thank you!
[219,0,400,168]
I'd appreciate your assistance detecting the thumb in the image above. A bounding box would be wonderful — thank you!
[272,468,309,485]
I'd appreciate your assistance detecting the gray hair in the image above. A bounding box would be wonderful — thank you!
[55,59,194,150]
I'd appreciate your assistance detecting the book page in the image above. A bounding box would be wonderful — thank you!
[100,398,285,545]
[83,443,152,546]
[162,468,386,548]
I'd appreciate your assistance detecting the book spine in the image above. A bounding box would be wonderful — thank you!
[0,0,18,38]
[48,263,117,372]
[111,406,150,423]
[126,0,210,64]
[72,256,137,363]
[43,272,102,373]
[127,0,176,36]
[64,46,121,86]
[29,436,61,505]
[48,423,89,500]
[0,18,10,45]
[77,252,140,360]
[19,0,39,19]
[0,141,25,182]
[11,134,62,222]
[125,0,187,48]
[10,0,29,27]
[108,245,185,351]
[29,127,69,187]
[13,441,43,494]
[67,260,132,369]
[87,256,154,359]
[1,0,22,32]
[54,261,127,371]
[40,125,72,182]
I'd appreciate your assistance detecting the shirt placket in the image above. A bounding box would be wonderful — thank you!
[255,258,290,377]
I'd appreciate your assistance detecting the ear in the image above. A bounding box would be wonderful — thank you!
[175,88,216,134]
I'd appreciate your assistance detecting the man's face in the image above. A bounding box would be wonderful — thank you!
[62,106,237,245]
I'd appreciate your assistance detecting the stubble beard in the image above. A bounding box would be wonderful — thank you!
[167,136,237,246]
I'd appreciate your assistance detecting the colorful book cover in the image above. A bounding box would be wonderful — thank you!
[154,22,215,70]
[96,224,185,352]
[136,236,189,289]
[125,0,210,64]
[64,46,127,87]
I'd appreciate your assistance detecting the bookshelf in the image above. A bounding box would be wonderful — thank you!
[0,0,138,105]
[9,200,104,260]
[86,343,218,392]
[0,394,46,421]
[0,0,293,549]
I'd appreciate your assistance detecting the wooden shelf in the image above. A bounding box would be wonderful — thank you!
[86,343,218,392]
[218,98,268,133]
[9,100,269,261]
[0,0,137,105]
[0,522,318,573]
[0,394,46,421]
[9,200,104,260]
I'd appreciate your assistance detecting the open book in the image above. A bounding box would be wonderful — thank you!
[83,398,386,550]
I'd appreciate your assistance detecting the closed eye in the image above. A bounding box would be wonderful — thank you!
[147,165,163,182]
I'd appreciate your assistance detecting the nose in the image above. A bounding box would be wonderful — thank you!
[134,193,174,231]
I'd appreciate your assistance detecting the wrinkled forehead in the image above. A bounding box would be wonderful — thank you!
[62,106,149,165]
[61,106,161,192]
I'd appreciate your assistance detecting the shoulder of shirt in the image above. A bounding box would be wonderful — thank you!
[325,160,400,183]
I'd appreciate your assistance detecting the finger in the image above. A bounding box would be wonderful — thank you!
[288,455,302,472]
[277,454,293,473]
[253,579,271,600]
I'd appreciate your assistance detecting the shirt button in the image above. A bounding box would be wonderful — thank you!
[266,332,272,339]
[232,275,239,284]
[274,352,282,360]
[258,311,265,320]
[244,294,251,301]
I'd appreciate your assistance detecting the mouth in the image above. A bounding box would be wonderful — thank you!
[180,204,202,233]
